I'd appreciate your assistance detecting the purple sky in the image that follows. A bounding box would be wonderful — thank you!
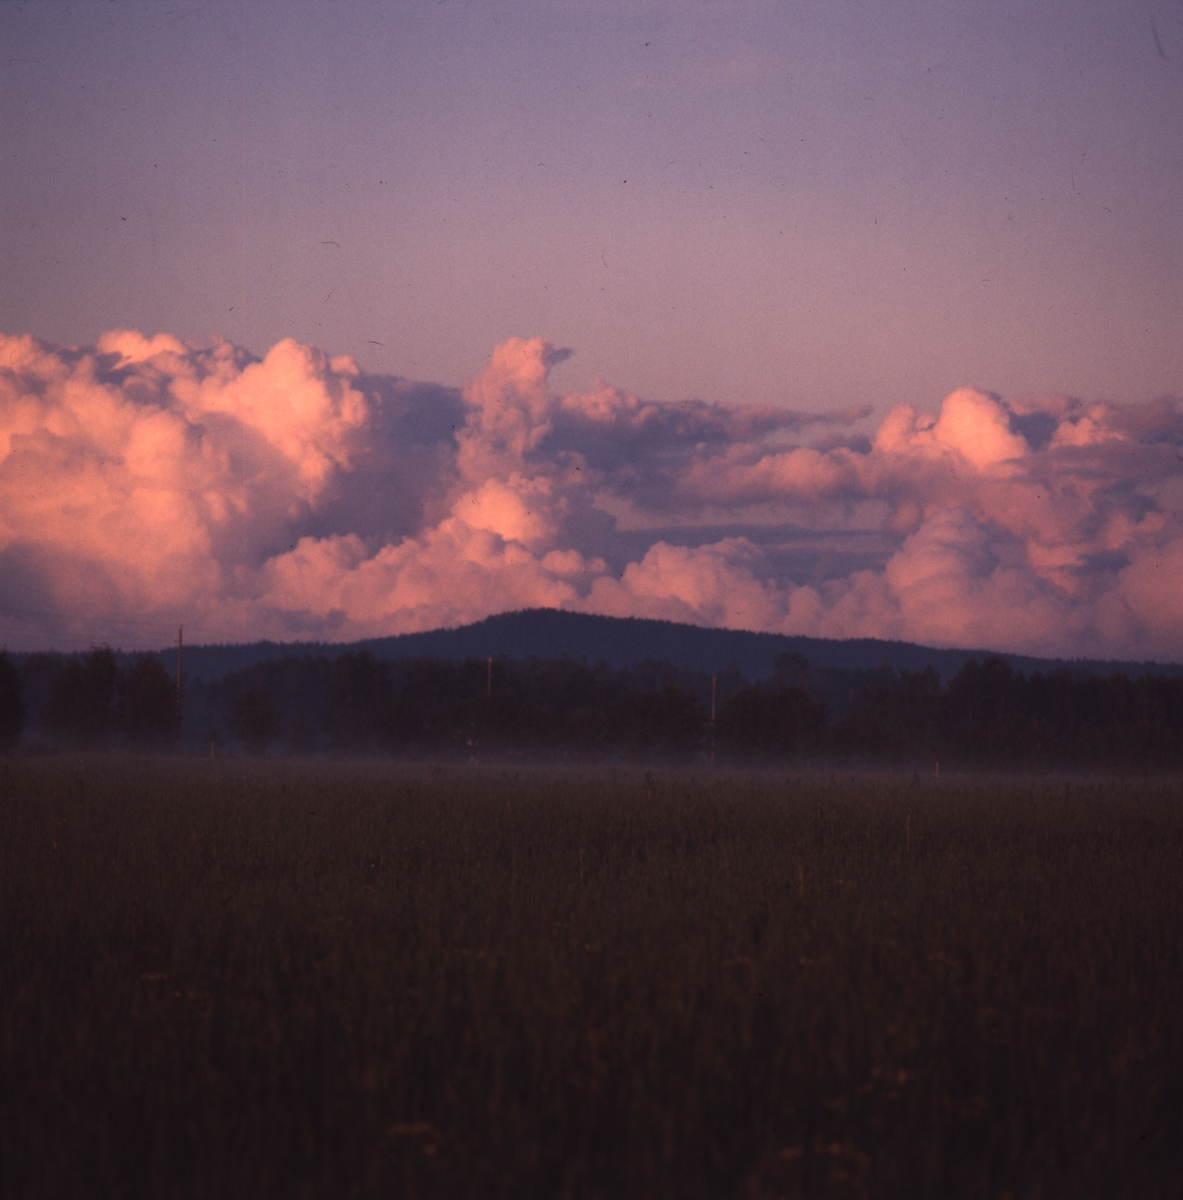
[4,0,1180,413]
[1,2,1181,658]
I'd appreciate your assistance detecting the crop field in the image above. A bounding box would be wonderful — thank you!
[2,759,1182,1199]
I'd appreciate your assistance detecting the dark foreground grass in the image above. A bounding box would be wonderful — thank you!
[2,759,1182,1199]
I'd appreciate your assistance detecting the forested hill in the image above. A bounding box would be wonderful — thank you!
[125,608,1181,684]
[353,610,1183,680]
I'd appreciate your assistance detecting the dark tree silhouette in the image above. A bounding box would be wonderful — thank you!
[838,666,942,760]
[609,685,704,757]
[107,641,1180,768]
[769,652,812,689]
[41,647,119,750]
[945,657,1027,761]
[0,651,26,753]
[228,682,281,755]
[376,695,424,750]
[323,650,397,751]
[716,684,828,759]
[118,655,179,748]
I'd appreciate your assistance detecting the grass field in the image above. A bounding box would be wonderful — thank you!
[2,758,1182,1198]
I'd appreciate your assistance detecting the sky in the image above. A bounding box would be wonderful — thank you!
[1,0,1181,659]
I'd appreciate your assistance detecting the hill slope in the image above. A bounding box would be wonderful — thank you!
[157,609,1182,683]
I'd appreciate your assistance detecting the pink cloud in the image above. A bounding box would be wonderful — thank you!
[1,329,1180,660]
[873,388,1029,471]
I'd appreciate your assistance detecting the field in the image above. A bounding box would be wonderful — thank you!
[2,759,1182,1199]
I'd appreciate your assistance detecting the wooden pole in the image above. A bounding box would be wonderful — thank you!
[487,656,493,699]
[177,626,183,711]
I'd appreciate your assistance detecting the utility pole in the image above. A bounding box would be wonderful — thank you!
[176,626,183,719]
[487,656,493,699]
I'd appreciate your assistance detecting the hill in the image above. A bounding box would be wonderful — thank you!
[133,609,1182,684]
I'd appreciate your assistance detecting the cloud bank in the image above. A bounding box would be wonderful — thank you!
[2,330,1181,660]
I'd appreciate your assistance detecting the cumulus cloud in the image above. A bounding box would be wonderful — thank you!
[1,329,1181,660]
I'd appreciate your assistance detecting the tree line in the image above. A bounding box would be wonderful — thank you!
[1,648,178,753]
[2,646,1181,768]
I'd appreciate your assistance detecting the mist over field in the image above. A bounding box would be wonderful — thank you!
[3,330,1181,661]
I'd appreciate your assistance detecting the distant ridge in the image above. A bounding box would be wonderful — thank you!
[95,608,1183,683]
[355,609,1183,681]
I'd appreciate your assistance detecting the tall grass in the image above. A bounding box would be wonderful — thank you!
[2,759,1181,1198]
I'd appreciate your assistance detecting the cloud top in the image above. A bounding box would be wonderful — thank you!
[2,330,1181,660]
